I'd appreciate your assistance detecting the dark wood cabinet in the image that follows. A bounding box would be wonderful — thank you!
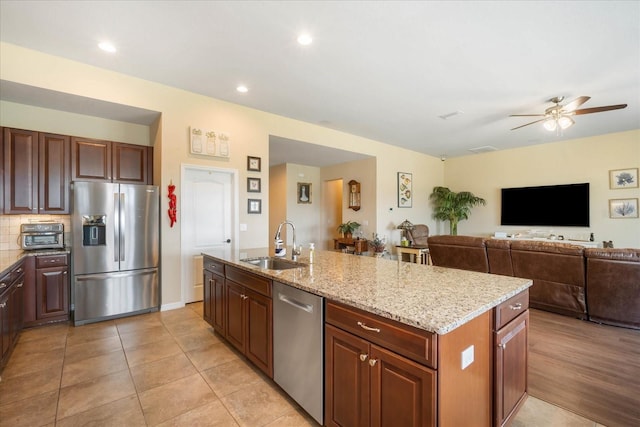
[203,259,273,378]
[39,133,71,213]
[113,142,151,184]
[0,261,25,373]
[325,302,437,427]
[493,291,529,427]
[72,137,152,184]
[203,257,225,334]
[2,128,70,214]
[71,137,112,181]
[225,278,273,377]
[3,128,38,214]
[22,254,70,327]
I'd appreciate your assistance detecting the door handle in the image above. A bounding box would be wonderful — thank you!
[120,193,125,262]
[223,239,231,243]
[357,321,381,333]
[278,293,313,313]
[114,193,120,262]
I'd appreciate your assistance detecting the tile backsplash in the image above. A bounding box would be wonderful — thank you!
[0,215,71,251]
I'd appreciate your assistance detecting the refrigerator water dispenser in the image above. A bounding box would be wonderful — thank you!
[82,215,106,246]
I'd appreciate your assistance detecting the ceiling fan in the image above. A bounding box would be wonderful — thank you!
[510,96,627,131]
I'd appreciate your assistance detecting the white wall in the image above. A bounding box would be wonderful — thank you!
[0,100,152,145]
[444,130,640,248]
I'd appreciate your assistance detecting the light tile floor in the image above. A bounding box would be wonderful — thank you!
[0,302,605,426]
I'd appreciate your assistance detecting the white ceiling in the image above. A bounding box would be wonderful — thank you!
[1,1,639,164]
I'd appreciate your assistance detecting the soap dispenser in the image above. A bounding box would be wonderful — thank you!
[275,239,286,257]
[309,243,315,263]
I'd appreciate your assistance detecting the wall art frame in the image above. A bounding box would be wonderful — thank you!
[247,177,261,193]
[397,172,412,208]
[609,167,638,189]
[248,198,262,214]
[247,156,261,172]
[297,182,312,204]
[609,198,638,218]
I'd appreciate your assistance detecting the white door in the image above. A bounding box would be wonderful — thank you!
[181,165,236,303]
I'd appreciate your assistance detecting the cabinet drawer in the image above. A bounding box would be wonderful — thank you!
[1,261,25,292]
[494,289,529,330]
[326,300,437,368]
[203,257,225,277]
[36,254,68,268]
[225,265,271,297]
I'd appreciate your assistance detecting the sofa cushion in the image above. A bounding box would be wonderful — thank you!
[427,235,489,273]
[486,239,514,276]
[510,241,586,318]
[585,248,640,329]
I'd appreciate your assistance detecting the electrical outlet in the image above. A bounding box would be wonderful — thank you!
[240,223,247,231]
[461,345,474,370]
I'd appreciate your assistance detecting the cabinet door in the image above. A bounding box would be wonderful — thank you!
[3,128,38,213]
[370,344,436,427]
[245,288,272,377]
[0,291,9,360]
[225,281,246,352]
[39,133,71,213]
[325,324,371,427]
[71,137,111,181]
[10,279,24,343]
[113,142,150,184]
[212,274,225,335]
[495,311,529,427]
[36,266,69,319]
[203,269,213,325]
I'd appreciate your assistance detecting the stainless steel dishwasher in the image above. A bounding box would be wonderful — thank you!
[273,281,324,425]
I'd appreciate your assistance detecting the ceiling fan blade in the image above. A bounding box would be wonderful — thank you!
[509,114,545,117]
[510,118,546,130]
[561,96,591,112]
[572,104,628,115]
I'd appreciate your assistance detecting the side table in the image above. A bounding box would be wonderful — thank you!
[396,245,430,265]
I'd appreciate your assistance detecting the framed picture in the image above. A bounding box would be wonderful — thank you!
[247,156,261,172]
[248,198,262,214]
[297,182,312,204]
[609,168,638,189]
[247,177,261,193]
[609,198,638,218]
[397,172,412,208]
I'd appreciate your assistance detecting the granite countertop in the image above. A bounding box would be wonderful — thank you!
[0,248,71,276]
[202,248,532,335]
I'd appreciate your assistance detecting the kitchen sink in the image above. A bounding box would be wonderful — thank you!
[240,257,307,270]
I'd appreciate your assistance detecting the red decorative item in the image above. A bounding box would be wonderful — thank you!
[168,183,177,227]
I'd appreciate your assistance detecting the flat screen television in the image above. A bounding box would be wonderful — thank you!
[501,183,590,227]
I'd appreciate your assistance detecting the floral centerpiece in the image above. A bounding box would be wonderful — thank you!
[369,233,386,253]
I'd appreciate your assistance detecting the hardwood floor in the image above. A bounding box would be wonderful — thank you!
[528,309,640,427]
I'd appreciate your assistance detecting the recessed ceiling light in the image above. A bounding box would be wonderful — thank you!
[297,33,313,46]
[236,85,248,93]
[98,41,116,53]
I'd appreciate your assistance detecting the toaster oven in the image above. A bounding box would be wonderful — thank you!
[20,222,65,250]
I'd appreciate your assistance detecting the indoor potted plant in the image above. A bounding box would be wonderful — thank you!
[429,186,486,235]
[337,221,361,239]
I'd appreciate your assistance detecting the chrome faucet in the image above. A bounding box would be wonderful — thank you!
[274,220,301,261]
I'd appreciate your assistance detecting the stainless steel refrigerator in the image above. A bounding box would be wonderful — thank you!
[71,182,160,325]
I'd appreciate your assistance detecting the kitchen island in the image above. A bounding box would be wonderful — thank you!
[202,248,532,427]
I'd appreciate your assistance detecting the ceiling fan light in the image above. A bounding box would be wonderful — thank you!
[558,116,574,129]
[543,118,557,131]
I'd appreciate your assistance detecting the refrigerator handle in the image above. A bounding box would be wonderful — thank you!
[114,192,120,262]
[120,193,125,261]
